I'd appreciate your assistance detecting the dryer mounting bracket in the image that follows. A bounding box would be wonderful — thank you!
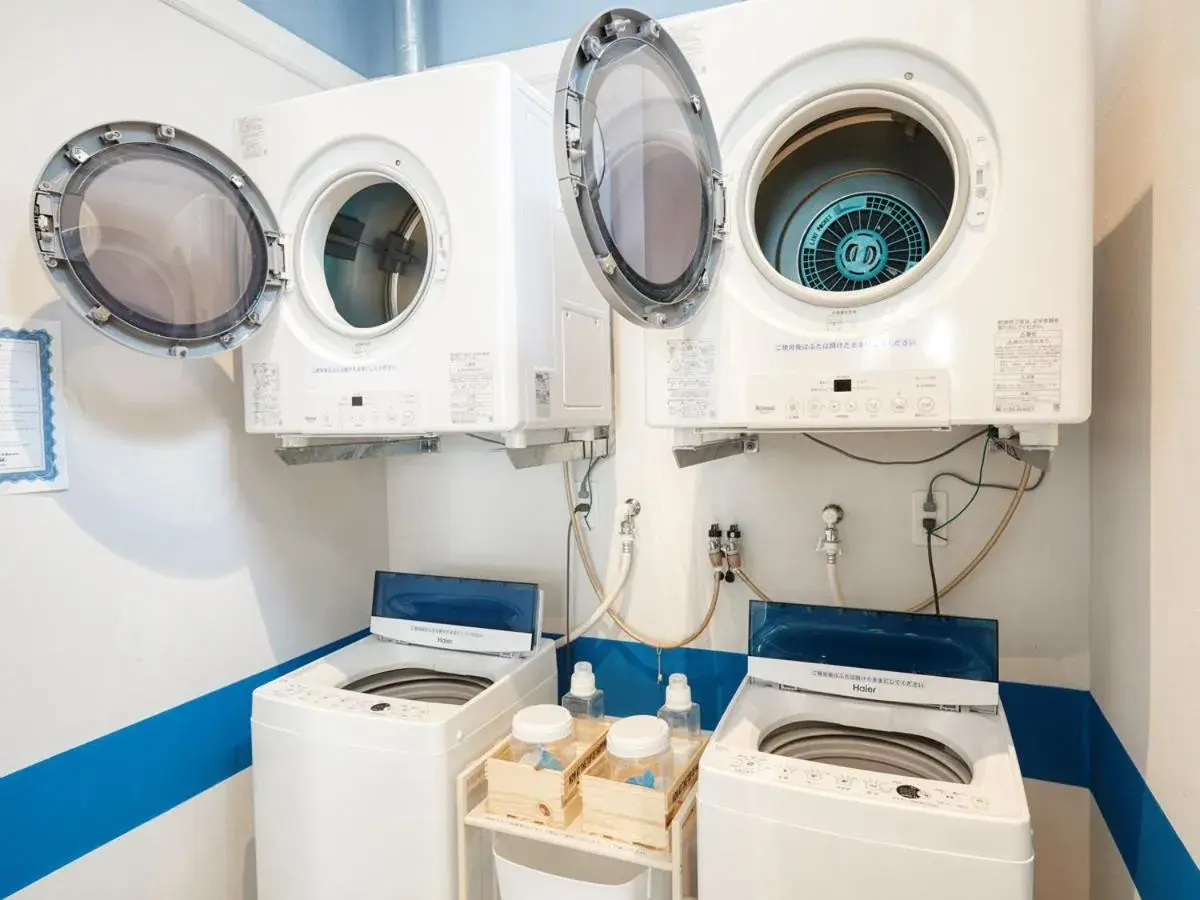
[275,435,441,466]
[504,427,611,470]
[272,428,611,469]
[672,432,760,469]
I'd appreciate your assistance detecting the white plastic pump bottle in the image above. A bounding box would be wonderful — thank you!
[562,661,605,719]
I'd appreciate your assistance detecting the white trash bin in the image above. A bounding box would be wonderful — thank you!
[493,835,649,899]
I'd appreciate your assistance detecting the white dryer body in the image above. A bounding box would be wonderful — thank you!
[513,0,1092,442]
[29,63,611,445]
[237,62,611,441]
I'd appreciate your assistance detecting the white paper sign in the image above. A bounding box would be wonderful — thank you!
[0,318,67,494]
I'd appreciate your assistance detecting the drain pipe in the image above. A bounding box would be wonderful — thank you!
[395,0,427,74]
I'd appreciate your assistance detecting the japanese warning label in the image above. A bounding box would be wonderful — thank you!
[665,339,717,420]
[993,319,1063,414]
[250,362,282,428]
[236,116,267,160]
[534,369,551,419]
[450,352,493,425]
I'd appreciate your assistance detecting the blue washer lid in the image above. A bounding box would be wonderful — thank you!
[371,571,542,654]
[749,600,999,685]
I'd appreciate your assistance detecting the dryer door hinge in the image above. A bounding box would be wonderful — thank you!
[33,190,63,259]
[564,88,585,188]
[266,232,288,286]
[712,171,727,239]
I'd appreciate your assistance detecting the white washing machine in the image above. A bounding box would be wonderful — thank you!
[30,61,611,444]
[700,601,1032,899]
[541,0,1091,449]
[251,571,557,900]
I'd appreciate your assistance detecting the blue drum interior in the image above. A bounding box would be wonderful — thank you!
[754,108,956,295]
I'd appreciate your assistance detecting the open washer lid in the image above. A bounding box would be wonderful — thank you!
[747,601,1000,711]
[370,571,543,657]
[554,7,724,329]
[31,121,284,358]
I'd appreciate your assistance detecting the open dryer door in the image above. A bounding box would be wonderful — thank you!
[555,7,724,330]
[31,121,285,358]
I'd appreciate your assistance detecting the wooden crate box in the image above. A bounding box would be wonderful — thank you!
[484,717,609,828]
[579,736,708,851]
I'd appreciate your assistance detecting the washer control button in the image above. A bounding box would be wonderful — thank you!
[846,401,858,413]
[918,396,936,414]
[807,400,823,417]
[891,397,908,413]
[865,399,881,414]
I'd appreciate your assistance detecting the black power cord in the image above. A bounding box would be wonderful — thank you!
[921,503,941,615]
[804,427,990,466]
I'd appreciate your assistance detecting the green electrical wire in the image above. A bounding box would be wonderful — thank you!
[932,433,991,534]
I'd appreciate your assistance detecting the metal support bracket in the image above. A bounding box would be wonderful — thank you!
[505,428,611,470]
[672,433,760,469]
[992,436,1052,473]
[275,435,440,466]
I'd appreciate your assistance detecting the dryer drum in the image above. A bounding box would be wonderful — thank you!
[754,108,955,297]
[341,667,493,705]
[759,720,972,784]
[321,181,430,330]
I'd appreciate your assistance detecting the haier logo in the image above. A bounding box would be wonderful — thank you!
[852,683,877,694]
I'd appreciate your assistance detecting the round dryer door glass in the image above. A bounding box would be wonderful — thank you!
[555,8,723,329]
[749,96,967,306]
[32,122,283,357]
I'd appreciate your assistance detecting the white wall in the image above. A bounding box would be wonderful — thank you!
[0,1,387,896]
[1091,0,1200,895]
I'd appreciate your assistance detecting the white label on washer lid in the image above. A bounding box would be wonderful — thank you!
[665,339,717,420]
[236,116,267,160]
[993,319,1063,415]
[450,352,494,425]
[250,362,282,428]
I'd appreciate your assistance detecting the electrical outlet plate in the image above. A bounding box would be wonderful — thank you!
[912,491,948,545]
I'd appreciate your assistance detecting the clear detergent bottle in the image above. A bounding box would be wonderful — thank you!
[562,661,605,719]
[657,673,701,738]
[510,705,577,772]
[606,715,672,790]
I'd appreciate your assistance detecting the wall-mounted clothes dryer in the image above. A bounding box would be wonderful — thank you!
[550,0,1092,452]
[30,62,612,446]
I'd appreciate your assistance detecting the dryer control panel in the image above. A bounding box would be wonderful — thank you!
[748,370,950,429]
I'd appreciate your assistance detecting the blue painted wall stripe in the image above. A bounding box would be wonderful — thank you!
[1089,696,1200,899]
[0,630,368,898]
[1,631,1196,895]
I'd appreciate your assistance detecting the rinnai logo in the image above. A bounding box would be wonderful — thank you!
[851,683,877,694]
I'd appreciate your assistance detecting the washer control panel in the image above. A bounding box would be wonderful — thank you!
[749,370,950,429]
[257,680,432,720]
[301,390,421,433]
[708,744,996,816]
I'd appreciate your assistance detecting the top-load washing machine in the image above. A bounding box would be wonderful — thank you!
[543,0,1091,449]
[700,601,1031,899]
[30,61,611,445]
[251,571,557,900]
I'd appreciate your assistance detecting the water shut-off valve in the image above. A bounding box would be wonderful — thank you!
[707,522,741,582]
